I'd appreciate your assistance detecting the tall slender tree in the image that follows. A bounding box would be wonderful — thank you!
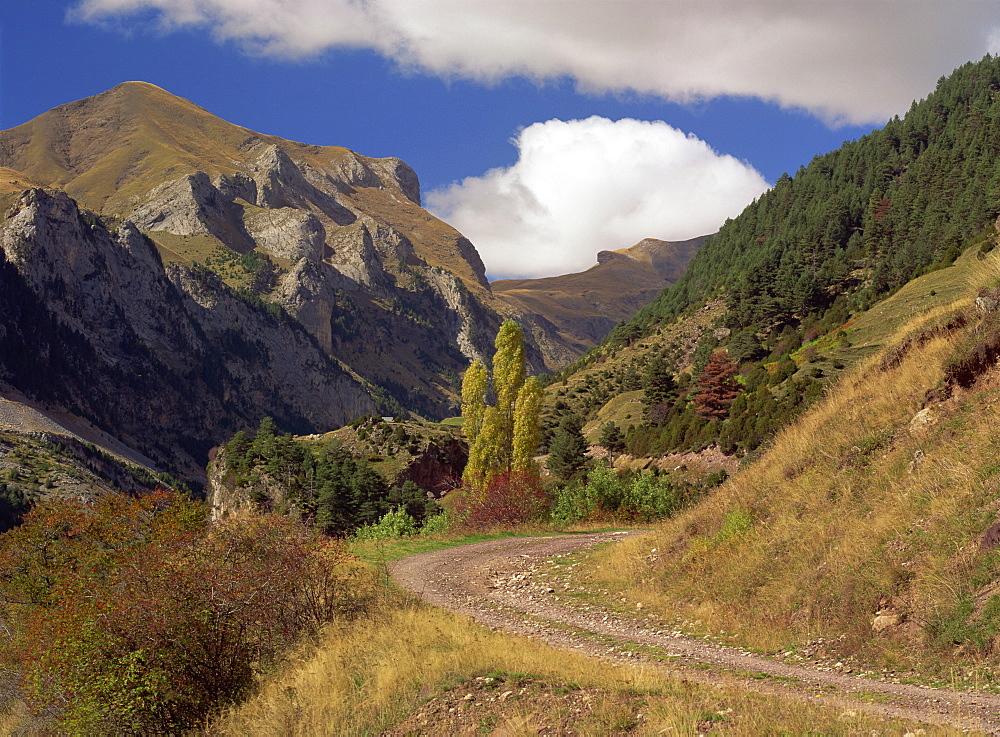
[512,377,543,475]
[461,320,539,487]
[460,361,488,445]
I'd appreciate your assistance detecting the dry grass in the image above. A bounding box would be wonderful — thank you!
[584,252,1000,680]
[212,602,928,735]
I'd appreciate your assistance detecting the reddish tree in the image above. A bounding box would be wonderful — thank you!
[694,351,741,419]
[453,471,549,530]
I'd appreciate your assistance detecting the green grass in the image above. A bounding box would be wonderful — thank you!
[583,390,644,442]
[349,530,542,566]
[839,249,980,354]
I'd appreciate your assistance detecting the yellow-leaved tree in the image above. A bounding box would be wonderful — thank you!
[461,320,541,489]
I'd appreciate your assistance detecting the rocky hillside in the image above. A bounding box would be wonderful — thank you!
[492,236,705,354]
[0,187,373,480]
[0,82,633,482]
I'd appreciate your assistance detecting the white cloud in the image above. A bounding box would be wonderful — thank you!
[425,117,769,279]
[72,0,1000,125]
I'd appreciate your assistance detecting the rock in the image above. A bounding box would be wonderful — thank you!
[244,206,326,263]
[976,295,999,314]
[0,188,374,479]
[872,612,901,633]
[981,521,1000,552]
[908,407,937,436]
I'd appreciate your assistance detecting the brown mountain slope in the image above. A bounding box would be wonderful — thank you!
[493,236,706,352]
[1,81,620,479]
[0,82,489,293]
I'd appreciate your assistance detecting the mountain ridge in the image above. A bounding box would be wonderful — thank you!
[493,235,705,351]
[0,81,703,481]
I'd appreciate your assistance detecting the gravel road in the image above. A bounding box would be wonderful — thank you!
[392,532,1000,733]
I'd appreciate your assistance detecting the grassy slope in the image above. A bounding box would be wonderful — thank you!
[213,604,923,735]
[586,250,1000,685]
[492,236,705,351]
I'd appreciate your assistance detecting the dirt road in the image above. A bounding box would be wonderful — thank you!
[391,531,1000,732]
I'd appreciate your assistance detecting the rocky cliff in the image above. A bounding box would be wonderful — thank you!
[0,83,580,419]
[0,83,687,481]
[0,187,373,480]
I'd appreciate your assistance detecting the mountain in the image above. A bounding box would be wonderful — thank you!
[0,187,373,481]
[0,82,606,482]
[0,81,502,384]
[544,54,1000,465]
[0,82,696,483]
[492,236,705,354]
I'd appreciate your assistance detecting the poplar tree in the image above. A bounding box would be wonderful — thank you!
[511,377,543,474]
[460,361,488,445]
[461,320,539,487]
[491,320,527,455]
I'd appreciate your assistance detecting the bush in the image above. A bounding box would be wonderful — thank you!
[456,472,549,530]
[552,467,686,524]
[352,508,419,541]
[0,490,377,733]
[418,510,452,536]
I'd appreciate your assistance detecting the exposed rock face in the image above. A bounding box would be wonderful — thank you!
[0,188,373,479]
[0,82,689,482]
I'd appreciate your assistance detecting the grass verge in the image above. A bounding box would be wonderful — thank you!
[212,602,931,735]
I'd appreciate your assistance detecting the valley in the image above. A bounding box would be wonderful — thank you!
[7,51,1000,736]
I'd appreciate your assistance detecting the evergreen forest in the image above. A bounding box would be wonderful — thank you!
[549,55,1000,459]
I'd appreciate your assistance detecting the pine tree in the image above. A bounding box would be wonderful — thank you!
[547,414,588,479]
[694,352,741,420]
[642,356,677,406]
[598,421,626,454]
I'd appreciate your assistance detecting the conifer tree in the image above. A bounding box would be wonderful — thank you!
[547,414,588,479]
[694,351,741,420]
[598,421,626,454]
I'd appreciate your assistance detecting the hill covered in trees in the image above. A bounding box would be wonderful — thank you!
[624,55,1000,342]
[546,54,1000,461]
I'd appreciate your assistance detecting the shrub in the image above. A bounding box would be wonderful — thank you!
[551,467,684,524]
[352,508,419,541]
[455,472,549,530]
[418,510,452,536]
[0,490,376,733]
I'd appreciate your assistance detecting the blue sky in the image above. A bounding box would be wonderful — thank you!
[3,2,1000,278]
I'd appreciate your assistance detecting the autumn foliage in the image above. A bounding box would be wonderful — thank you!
[0,489,377,733]
[454,471,549,530]
[694,351,741,419]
